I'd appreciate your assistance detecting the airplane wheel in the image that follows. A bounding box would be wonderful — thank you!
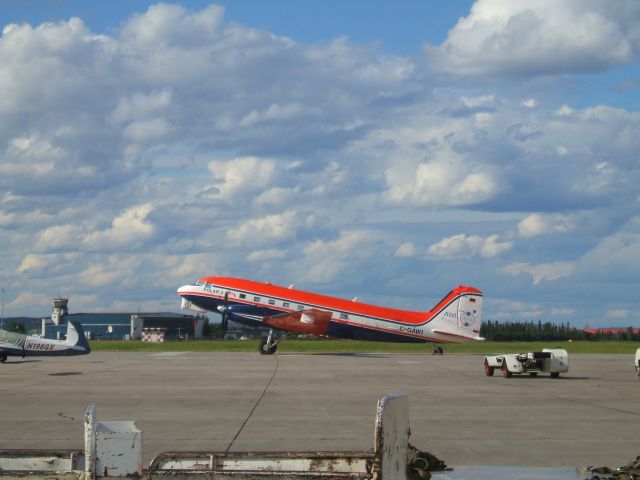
[0,354,6,363]
[502,362,512,378]
[550,372,560,378]
[484,360,494,376]
[529,372,538,377]
[258,338,277,355]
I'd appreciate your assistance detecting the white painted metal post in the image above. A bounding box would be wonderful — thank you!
[84,405,97,480]
[374,391,409,480]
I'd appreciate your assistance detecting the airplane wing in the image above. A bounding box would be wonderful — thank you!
[262,309,332,336]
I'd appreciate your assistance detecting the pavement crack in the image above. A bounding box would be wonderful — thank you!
[224,355,279,454]
[551,395,640,417]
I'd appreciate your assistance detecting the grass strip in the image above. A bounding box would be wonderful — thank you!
[88,339,639,354]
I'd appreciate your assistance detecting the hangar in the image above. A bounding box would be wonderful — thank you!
[41,298,207,341]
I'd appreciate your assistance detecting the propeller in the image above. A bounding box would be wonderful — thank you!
[219,292,229,333]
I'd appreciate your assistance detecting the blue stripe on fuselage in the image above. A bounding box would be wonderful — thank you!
[183,293,430,343]
[327,322,427,343]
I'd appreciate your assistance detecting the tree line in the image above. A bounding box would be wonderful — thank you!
[480,320,640,342]
[1,322,27,334]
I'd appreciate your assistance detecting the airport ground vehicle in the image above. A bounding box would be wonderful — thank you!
[635,348,640,376]
[484,348,569,378]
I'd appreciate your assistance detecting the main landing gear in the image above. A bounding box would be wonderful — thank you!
[0,353,7,363]
[258,329,279,355]
[431,344,444,355]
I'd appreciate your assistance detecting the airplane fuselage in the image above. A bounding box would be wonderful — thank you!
[0,321,91,362]
[178,277,483,344]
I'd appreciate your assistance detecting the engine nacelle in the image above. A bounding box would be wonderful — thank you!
[263,309,332,336]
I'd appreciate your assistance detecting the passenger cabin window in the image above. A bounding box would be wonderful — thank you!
[297,304,304,311]
[283,302,290,308]
[268,299,275,305]
[254,296,260,302]
[340,313,348,320]
[239,294,246,299]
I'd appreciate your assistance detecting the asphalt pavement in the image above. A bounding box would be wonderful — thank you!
[0,351,638,468]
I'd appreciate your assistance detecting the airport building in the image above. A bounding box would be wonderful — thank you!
[42,298,208,341]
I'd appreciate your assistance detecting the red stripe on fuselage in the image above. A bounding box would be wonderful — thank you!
[193,277,481,326]
[181,289,453,343]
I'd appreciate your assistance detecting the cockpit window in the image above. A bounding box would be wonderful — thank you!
[195,280,204,286]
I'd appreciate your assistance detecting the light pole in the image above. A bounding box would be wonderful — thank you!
[1,287,4,331]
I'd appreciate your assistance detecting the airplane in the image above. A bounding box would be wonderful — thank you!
[0,320,91,363]
[177,277,483,354]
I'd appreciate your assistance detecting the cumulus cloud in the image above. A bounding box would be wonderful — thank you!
[384,158,498,207]
[6,291,52,314]
[428,234,512,259]
[489,299,546,321]
[426,0,640,76]
[34,224,84,252]
[227,211,316,247]
[83,204,156,250]
[575,217,640,282]
[239,103,307,128]
[503,261,575,285]
[297,231,383,284]
[395,242,417,258]
[517,213,574,237]
[1,3,639,325]
[208,157,277,203]
[246,249,287,263]
[606,309,629,319]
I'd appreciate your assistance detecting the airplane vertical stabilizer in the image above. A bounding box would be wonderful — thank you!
[65,320,91,353]
[428,286,483,341]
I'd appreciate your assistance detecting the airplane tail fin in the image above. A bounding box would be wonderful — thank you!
[428,285,484,342]
[65,320,91,353]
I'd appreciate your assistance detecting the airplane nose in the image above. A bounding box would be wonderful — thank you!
[177,285,192,295]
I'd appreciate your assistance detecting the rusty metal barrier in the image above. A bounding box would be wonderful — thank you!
[0,391,419,480]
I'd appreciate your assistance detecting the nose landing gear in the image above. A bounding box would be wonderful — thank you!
[258,329,279,355]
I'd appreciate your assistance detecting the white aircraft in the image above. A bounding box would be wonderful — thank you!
[178,276,483,354]
[0,320,90,363]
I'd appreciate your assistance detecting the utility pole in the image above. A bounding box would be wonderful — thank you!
[1,287,4,331]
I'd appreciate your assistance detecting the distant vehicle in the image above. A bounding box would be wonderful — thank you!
[178,276,483,354]
[635,348,640,376]
[484,349,569,378]
[0,320,90,363]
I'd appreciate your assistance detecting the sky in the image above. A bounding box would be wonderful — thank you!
[1,0,640,327]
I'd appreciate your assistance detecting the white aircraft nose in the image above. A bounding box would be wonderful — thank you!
[177,285,193,295]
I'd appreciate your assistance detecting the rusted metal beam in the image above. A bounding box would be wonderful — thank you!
[0,392,411,480]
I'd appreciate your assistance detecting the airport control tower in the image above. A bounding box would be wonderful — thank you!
[51,297,68,325]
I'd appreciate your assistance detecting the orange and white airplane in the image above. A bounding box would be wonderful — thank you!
[177,277,483,354]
